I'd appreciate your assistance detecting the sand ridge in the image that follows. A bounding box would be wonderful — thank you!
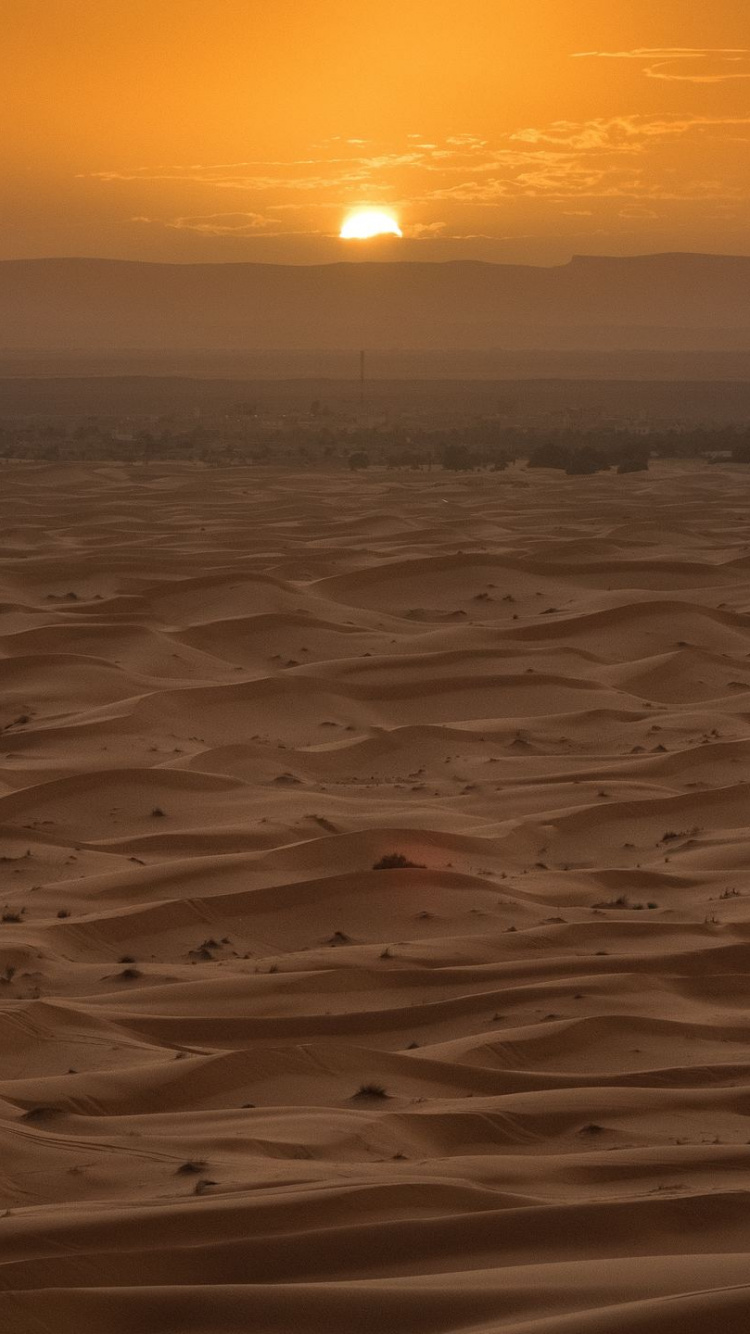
[1,459,750,1330]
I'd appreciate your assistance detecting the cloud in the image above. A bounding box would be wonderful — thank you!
[84,150,426,197]
[405,220,447,238]
[97,110,750,246]
[618,204,659,219]
[167,211,273,236]
[425,114,750,203]
[116,116,744,200]
[573,48,750,83]
[133,212,320,238]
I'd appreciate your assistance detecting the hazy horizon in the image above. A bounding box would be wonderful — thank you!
[4,251,750,354]
[2,248,746,267]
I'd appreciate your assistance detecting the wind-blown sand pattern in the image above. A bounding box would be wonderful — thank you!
[2,460,750,1331]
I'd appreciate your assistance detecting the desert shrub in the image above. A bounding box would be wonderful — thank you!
[21,1106,61,1122]
[372,853,424,870]
[353,1084,388,1099]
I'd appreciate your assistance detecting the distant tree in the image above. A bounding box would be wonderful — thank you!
[442,443,476,471]
[616,442,650,473]
[565,445,609,475]
[387,449,426,470]
[528,440,570,470]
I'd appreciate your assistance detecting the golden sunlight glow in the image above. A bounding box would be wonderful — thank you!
[5,3,749,263]
[340,208,403,240]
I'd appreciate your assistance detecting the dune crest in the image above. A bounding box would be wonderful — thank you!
[2,459,750,1331]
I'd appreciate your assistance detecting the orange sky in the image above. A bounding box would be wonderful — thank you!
[4,0,750,264]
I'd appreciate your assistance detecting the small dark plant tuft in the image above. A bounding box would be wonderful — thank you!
[353,1083,389,1099]
[193,1178,218,1195]
[21,1106,61,1123]
[176,1159,208,1175]
[373,853,424,870]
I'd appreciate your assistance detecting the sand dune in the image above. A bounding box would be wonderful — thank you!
[1,459,750,1331]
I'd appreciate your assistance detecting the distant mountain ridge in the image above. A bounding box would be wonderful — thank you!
[2,253,750,352]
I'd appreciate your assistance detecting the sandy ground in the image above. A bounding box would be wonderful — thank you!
[1,459,750,1331]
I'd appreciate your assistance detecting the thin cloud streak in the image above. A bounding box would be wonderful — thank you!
[573,48,750,82]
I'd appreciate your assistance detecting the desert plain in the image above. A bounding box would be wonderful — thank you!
[1,459,750,1331]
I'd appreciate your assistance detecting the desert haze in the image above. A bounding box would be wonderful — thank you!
[1,459,750,1330]
[3,254,750,351]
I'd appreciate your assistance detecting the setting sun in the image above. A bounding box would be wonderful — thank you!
[340,208,403,240]
[4,3,750,1330]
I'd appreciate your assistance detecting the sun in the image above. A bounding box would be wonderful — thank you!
[340,208,403,240]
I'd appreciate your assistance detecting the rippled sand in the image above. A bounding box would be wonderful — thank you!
[2,460,750,1332]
